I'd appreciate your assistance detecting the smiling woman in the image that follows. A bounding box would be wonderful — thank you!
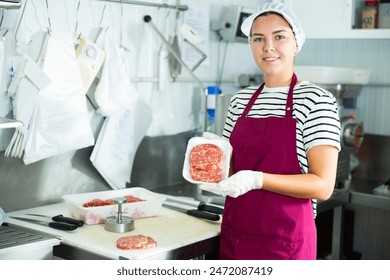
[199,2,341,260]
[249,13,297,83]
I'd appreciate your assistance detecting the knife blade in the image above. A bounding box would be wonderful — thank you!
[11,217,78,231]
[26,214,84,227]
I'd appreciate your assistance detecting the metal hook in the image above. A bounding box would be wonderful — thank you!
[0,10,4,27]
[74,0,81,34]
[99,1,108,26]
[119,0,123,46]
[14,0,27,42]
[0,11,8,37]
[45,0,52,34]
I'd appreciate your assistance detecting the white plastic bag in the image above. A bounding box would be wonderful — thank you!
[5,32,50,157]
[92,27,137,116]
[23,32,94,164]
[0,34,13,152]
[0,35,11,117]
[90,99,153,189]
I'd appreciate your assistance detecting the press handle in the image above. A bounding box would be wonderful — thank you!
[113,197,127,223]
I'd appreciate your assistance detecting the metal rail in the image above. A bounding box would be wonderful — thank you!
[94,0,188,11]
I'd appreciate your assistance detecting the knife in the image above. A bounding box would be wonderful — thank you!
[11,217,78,231]
[165,197,224,215]
[163,202,220,221]
[26,214,84,227]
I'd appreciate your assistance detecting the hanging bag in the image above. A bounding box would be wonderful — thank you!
[23,32,94,164]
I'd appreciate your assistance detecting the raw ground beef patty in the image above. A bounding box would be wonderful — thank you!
[82,195,143,207]
[116,235,157,250]
[189,143,223,183]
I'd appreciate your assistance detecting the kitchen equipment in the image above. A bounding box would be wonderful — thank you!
[215,94,232,136]
[104,197,134,233]
[10,216,78,231]
[26,214,84,227]
[0,223,60,260]
[320,84,366,189]
[62,188,165,225]
[340,115,364,150]
[129,130,199,190]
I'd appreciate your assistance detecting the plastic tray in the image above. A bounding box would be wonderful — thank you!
[182,136,232,184]
[62,188,165,225]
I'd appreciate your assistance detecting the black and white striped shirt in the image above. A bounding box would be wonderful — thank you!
[222,81,341,216]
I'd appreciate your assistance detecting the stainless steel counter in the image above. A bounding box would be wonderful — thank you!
[349,178,390,211]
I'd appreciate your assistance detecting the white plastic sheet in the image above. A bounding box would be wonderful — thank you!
[0,36,11,117]
[23,32,94,164]
[90,99,152,189]
[0,35,12,152]
[92,27,137,117]
[5,32,50,158]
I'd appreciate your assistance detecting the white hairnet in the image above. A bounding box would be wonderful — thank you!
[241,2,305,53]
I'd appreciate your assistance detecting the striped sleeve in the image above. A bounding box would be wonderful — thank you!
[295,83,341,153]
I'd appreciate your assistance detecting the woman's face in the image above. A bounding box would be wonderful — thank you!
[250,14,298,79]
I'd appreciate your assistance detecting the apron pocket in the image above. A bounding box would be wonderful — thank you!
[220,224,294,260]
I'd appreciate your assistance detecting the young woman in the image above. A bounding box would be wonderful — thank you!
[200,2,341,260]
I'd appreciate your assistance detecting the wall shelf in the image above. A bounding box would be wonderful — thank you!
[289,0,390,39]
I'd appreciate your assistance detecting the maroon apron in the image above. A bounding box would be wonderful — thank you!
[220,74,316,260]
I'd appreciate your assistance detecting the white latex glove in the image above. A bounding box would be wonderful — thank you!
[200,170,263,198]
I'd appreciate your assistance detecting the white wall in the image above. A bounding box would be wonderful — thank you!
[1,0,388,138]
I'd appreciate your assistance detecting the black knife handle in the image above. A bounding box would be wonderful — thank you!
[199,203,224,215]
[186,210,220,221]
[52,215,84,227]
[48,221,78,231]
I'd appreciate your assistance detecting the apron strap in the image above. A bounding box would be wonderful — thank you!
[285,73,297,119]
[242,73,298,119]
[242,84,264,118]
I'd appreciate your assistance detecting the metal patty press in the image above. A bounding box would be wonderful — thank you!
[104,197,134,233]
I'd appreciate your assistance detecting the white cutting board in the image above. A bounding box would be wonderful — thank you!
[6,202,221,260]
